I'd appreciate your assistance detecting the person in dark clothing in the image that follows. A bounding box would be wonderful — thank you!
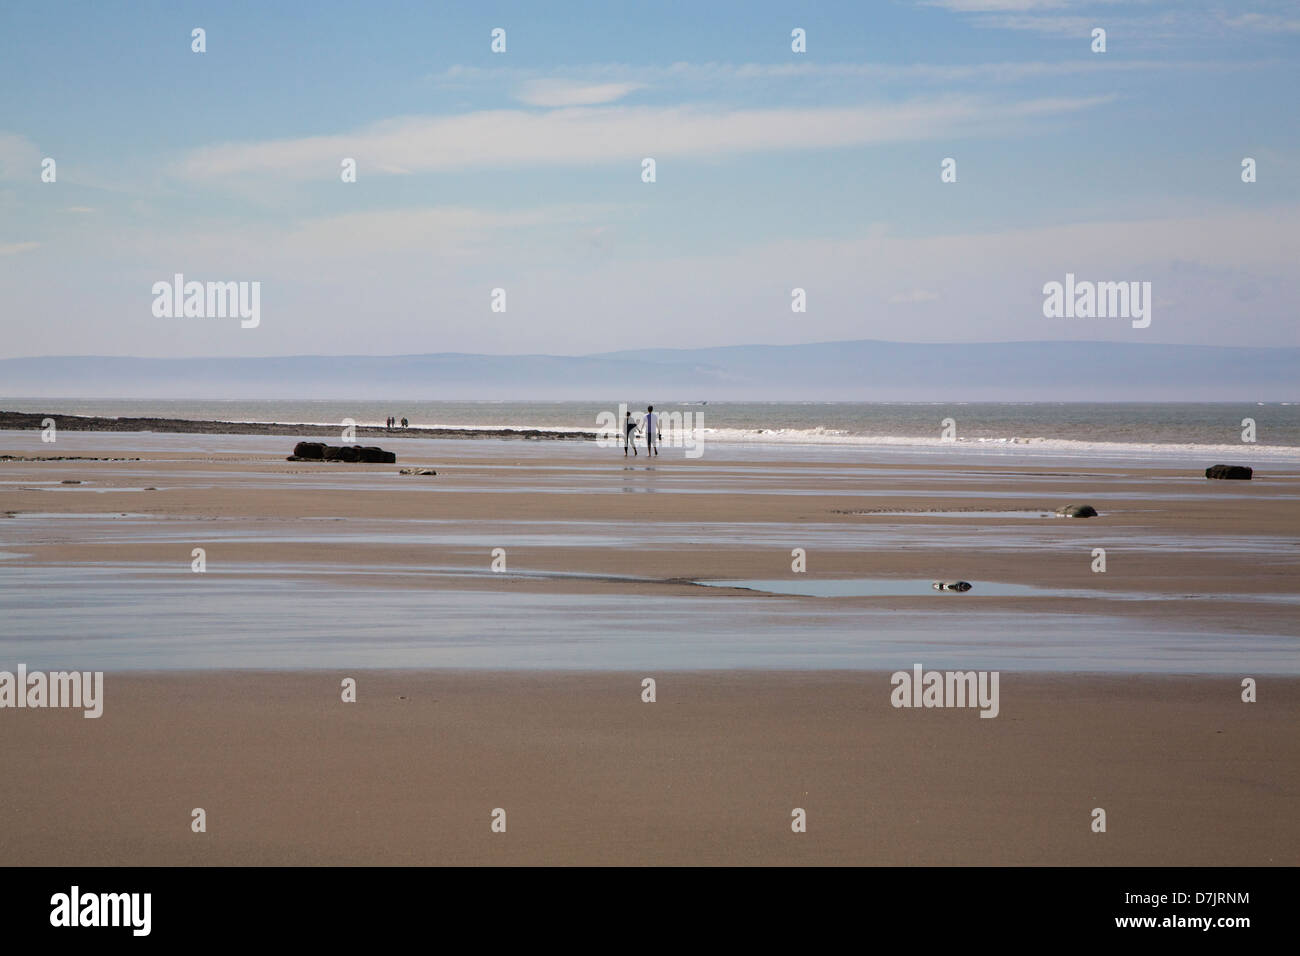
[624,410,639,456]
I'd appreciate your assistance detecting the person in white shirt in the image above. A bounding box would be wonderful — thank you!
[643,405,661,456]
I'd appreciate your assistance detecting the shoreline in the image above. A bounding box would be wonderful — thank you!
[4,409,1298,461]
[0,410,592,442]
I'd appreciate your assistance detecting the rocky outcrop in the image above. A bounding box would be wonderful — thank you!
[1205,464,1252,480]
[0,410,589,442]
[287,443,396,463]
[1055,504,1099,518]
[399,468,437,475]
[932,581,973,592]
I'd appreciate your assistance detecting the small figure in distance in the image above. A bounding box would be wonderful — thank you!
[624,409,638,456]
[644,405,661,457]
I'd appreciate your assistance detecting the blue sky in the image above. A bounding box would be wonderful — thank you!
[1,0,1298,359]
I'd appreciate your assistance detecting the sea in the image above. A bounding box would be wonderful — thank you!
[3,399,1299,462]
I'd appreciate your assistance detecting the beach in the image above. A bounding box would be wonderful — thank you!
[3,670,1297,866]
[1,423,1298,864]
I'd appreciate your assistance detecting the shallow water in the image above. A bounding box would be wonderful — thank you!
[5,510,1291,557]
[4,430,1298,674]
[0,567,1295,673]
[698,578,1082,598]
[694,577,1300,605]
[850,510,1058,519]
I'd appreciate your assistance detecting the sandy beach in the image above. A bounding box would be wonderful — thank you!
[2,670,1296,866]
[1,426,1298,864]
[2,430,1297,632]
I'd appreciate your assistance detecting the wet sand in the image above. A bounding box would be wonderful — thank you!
[2,430,1297,643]
[1,670,1295,866]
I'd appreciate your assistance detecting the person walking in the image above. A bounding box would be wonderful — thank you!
[643,405,661,456]
[624,409,638,456]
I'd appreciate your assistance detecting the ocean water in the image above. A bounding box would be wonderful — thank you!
[3,399,1299,460]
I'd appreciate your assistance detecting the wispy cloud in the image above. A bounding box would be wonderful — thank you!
[174,95,1113,182]
[1224,12,1300,34]
[429,56,1233,94]
[922,0,1068,10]
[276,204,619,259]
[0,241,39,256]
[978,14,1096,35]
[927,0,1300,42]
[515,79,645,107]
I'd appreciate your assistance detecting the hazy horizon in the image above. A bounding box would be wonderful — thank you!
[3,339,1295,401]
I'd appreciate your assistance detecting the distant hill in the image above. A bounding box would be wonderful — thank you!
[0,341,1294,400]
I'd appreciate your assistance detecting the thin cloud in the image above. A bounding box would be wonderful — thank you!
[978,14,1097,34]
[277,204,620,258]
[922,1,1068,10]
[429,56,1229,92]
[516,79,646,107]
[1224,12,1300,33]
[174,95,1113,181]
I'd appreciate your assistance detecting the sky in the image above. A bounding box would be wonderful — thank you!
[1,0,1298,360]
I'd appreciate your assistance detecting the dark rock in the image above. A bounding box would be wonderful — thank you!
[399,468,437,476]
[932,581,973,592]
[1205,464,1252,480]
[1056,504,1099,518]
[291,443,395,463]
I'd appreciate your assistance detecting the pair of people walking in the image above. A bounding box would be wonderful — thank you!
[624,405,662,457]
